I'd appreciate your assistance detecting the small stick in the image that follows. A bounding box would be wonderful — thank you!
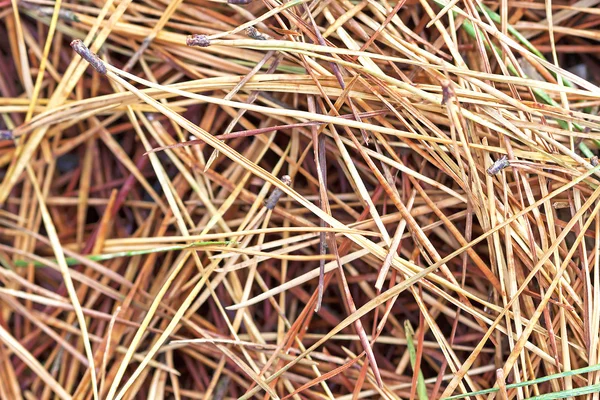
[213,375,231,400]
[0,130,13,140]
[265,175,292,210]
[186,34,211,47]
[246,26,272,40]
[228,0,253,3]
[70,40,106,74]
[39,7,79,22]
[20,2,79,22]
[487,155,510,176]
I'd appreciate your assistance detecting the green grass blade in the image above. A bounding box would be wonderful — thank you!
[527,384,600,400]
[11,241,234,268]
[404,320,428,400]
[443,363,600,399]
[432,0,595,155]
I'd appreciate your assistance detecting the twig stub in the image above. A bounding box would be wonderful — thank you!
[265,175,292,210]
[70,39,106,74]
[186,34,211,47]
[441,80,454,105]
[246,26,272,40]
[487,155,510,176]
[0,130,13,140]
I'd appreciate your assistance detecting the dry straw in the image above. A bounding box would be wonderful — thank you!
[1,0,600,399]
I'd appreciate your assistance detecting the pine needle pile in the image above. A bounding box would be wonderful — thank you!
[1,0,600,399]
